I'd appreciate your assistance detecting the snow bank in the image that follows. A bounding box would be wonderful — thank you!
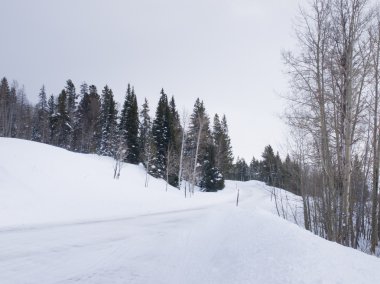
[0,138,235,229]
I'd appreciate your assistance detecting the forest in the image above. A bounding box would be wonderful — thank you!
[0,77,297,195]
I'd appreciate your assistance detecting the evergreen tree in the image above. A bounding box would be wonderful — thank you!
[274,151,284,187]
[139,98,153,164]
[119,84,139,164]
[65,80,76,147]
[233,157,249,181]
[0,78,11,136]
[213,114,234,179]
[261,145,276,186]
[249,156,261,180]
[220,115,234,176]
[65,79,77,120]
[185,98,212,190]
[74,83,101,153]
[71,82,89,151]
[151,89,171,178]
[200,143,224,191]
[32,85,49,142]
[55,90,71,148]
[87,85,102,153]
[187,98,211,159]
[282,154,301,195]
[99,85,118,156]
[212,113,222,173]
[14,85,32,139]
[47,94,56,144]
[168,96,182,150]
[7,84,18,138]
[167,96,182,186]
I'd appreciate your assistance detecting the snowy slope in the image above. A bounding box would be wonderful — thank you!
[0,138,235,229]
[1,138,380,284]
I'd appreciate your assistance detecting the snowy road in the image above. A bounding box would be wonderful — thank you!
[2,192,380,284]
[0,205,248,284]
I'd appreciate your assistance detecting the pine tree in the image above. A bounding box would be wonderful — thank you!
[65,79,77,120]
[71,82,89,152]
[213,114,223,157]
[232,157,249,181]
[14,85,33,139]
[65,80,76,147]
[186,98,212,192]
[167,96,182,186]
[32,85,49,143]
[99,85,118,156]
[211,114,234,179]
[87,85,102,153]
[7,83,18,138]
[249,156,261,180]
[168,96,182,150]
[282,154,301,195]
[119,84,139,164]
[47,94,56,144]
[0,78,10,136]
[139,98,152,163]
[200,143,225,191]
[220,115,234,177]
[139,98,155,186]
[151,89,170,178]
[55,90,72,148]
[261,145,276,186]
[74,83,101,153]
[274,151,283,187]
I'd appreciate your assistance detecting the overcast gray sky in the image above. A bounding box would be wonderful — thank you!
[0,0,300,161]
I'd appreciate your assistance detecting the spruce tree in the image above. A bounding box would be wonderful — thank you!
[151,89,170,178]
[231,157,249,181]
[47,94,56,144]
[99,85,118,156]
[6,84,18,138]
[65,80,76,147]
[220,115,234,177]
[168,96,181,150]
[55,90,71,148]
[87,85,102,153]
[139,98,152,163]
[119,84,140,164]
[249,156,261,180]
[14,86,33,139]
[167,96,181,186]
[65,79,77,120]
[213,114,224,174]
[74,82,101,153]
[0,78,10,136]
[32,85,49,143]
[71,82,89,151]
[261,145,276,186]
[186,98,212,191]
[187,98,211,159]
[274,151,283,187]
[200,143,225,191]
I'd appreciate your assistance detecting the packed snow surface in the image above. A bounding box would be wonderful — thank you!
[1,138,380,284]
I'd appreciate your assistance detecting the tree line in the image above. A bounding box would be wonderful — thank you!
[0,78,235,193]
[230,145,301,195]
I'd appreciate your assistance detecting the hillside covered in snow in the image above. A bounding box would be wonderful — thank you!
[1,138,380,284]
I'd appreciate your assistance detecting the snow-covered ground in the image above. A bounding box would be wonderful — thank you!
[1,138,380,284]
